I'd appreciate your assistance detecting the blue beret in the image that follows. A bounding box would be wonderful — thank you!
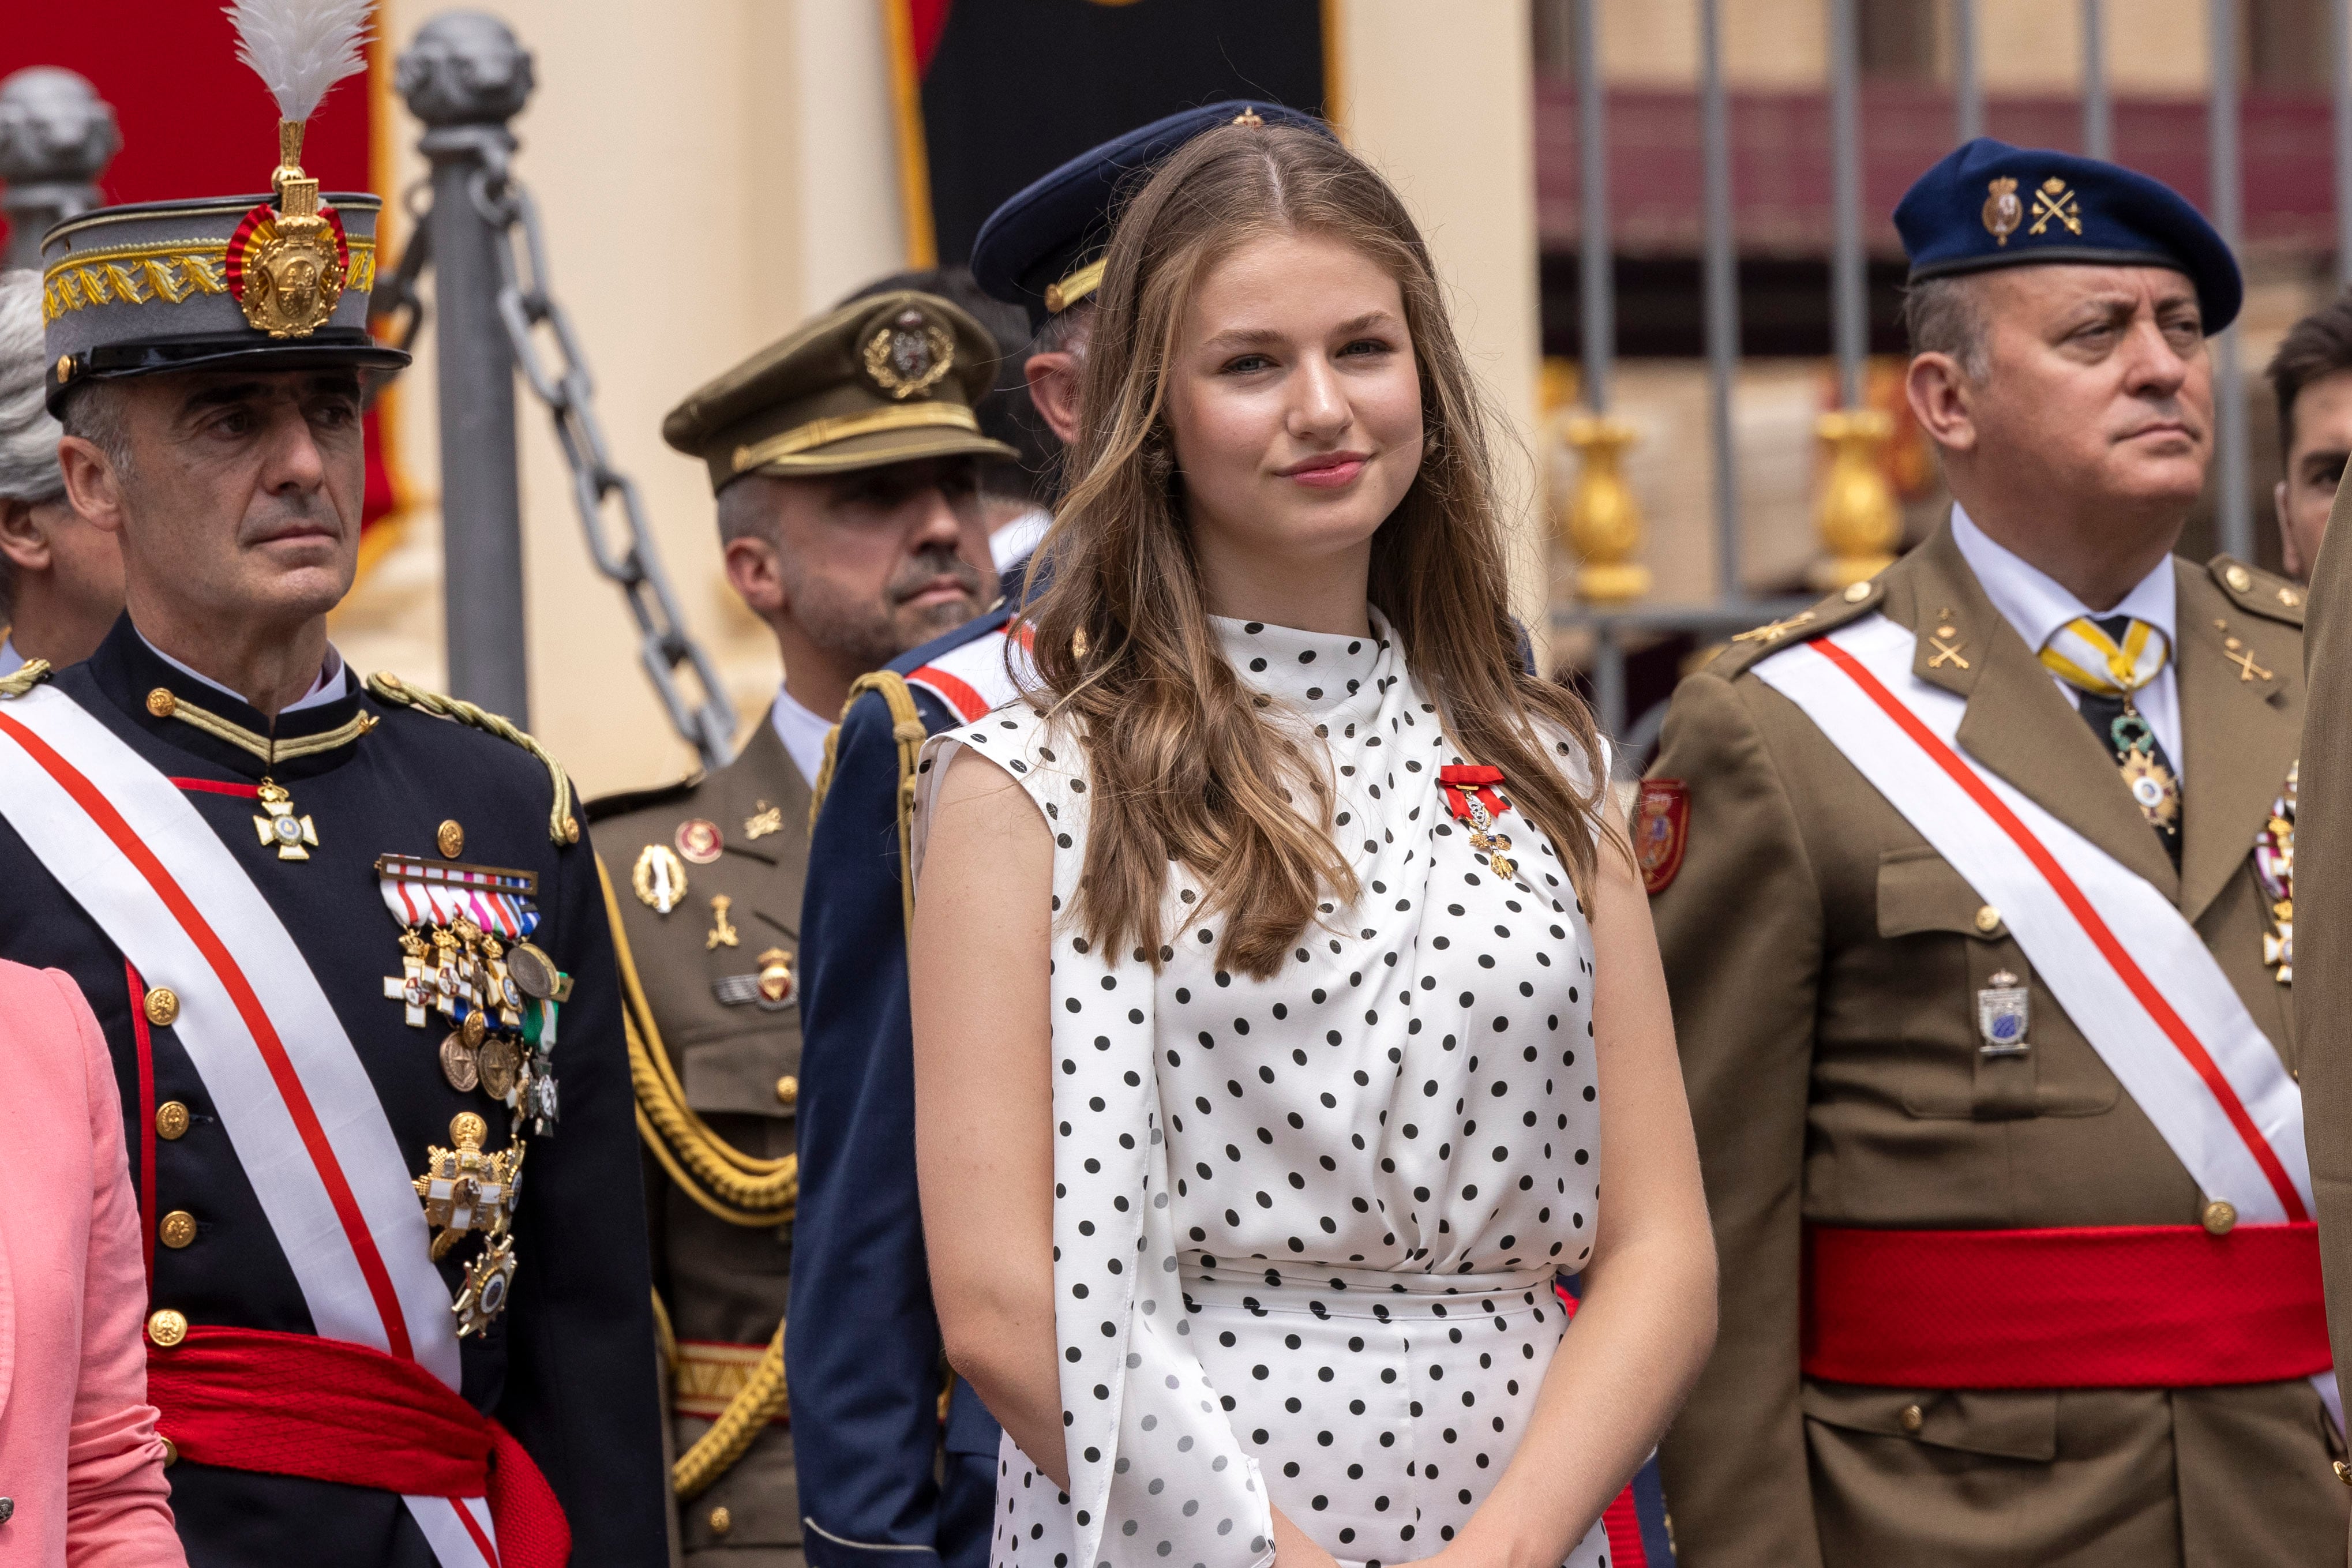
[1894,137,2242,334]
[971,100,1334,332]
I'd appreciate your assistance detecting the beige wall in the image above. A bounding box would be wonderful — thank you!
[1335,0,1549,647]
[339,0,1551,787]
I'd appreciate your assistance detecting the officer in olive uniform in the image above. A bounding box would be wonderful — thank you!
[590,290,1013,1565]
[1650,140,2343,1566]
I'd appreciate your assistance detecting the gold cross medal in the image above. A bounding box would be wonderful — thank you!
[2255,762,2296,983]
[2109,707,2180,833]
[253,779,317,860]
[413,1112,522,1262]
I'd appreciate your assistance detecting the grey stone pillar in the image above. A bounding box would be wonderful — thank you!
[0,67,120,273]
[396,13,536,726]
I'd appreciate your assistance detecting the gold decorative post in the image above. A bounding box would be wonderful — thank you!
[1561,414,1652,603]
[1810,407,1899,590]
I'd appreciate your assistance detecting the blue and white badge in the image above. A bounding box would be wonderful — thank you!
[1977,969,2032,1056]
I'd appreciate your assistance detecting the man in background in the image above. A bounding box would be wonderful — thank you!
[2268,291,2352,581]
[590,287,1012,1565]
[0,271,121,673]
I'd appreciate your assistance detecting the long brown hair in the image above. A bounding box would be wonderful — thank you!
[1024,123,1612,979]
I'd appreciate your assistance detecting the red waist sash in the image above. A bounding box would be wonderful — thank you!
[147,1325,571,1568]
[1801,1222,2330,1389]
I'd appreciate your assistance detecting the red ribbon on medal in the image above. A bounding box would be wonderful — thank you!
[1437,764,1509,824]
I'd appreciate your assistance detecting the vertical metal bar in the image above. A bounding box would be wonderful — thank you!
[2082,0,2113,160]
[1953,0,1984,142]
[1574,0,1612,412]
[2335,0,2352,288]
[402,17,538,725]
[1829,0,1866,410]
[2210,0,2250,561]
[1700,0,1742,600]
[1595,632,1627,741]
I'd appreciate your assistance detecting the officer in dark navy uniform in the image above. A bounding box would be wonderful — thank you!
[0,48,665,1568]
[785,102,1333,1568]
[589,288,1015,1566]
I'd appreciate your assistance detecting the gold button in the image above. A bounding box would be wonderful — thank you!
[145,688,177,719]
[708,1506,733,1536]
[2225,564,2253,592]
[159,1210,198,1250]
[147,1308,189,1349]
[1843,582,1871,603]
[159,1436,177,1468]
[563,816,581,845]
[775,1074,799,1107]
[2336,1457,2352,1486]
[2202,1199,2237,1235]
[1900,1403,1924,1434]
[156,1101,191,1140]
[144,987,181,1027]
[1974,905,2001,934]
[2283,587,2304,607]
[437,819,466,858]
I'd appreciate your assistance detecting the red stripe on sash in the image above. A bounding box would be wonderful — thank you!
[1809,639,2307,1221]
[0,710,418,1358]
[907,665,990,722]
[171,777,261,798]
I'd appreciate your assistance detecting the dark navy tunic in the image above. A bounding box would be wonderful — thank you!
[0,618,667,1567]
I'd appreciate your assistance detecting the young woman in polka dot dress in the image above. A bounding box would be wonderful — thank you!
[910,121,1716,1568]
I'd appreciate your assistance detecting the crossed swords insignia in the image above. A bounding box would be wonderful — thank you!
[2029,177,2083,238]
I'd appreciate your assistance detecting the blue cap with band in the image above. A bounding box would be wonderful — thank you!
[971,100,1335,332]
[1894,136,2242,333]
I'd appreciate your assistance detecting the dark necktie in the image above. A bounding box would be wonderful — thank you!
[2042,612,2181,866]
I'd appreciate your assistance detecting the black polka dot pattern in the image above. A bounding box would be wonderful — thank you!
[914,610,1606,1568]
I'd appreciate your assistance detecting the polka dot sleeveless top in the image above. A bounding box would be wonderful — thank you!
[918,611,1609,1568]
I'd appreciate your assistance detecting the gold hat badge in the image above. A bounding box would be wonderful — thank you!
[862,307,955,400]
[1982,177,2021,245]
[224,0,375,338]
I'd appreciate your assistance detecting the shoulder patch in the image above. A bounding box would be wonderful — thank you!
[1708,577,1888,680]
[584,773,704,827]
[366,672,580,845]
[2207,556,2306,628]
[1634,779,1689,894]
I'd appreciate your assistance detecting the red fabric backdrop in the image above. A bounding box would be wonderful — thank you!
[1,14,406,539]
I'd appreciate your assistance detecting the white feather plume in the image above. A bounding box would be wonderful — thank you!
[224,0,374,124]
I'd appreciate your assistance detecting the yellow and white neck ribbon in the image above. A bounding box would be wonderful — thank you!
[2039,617,2171,697]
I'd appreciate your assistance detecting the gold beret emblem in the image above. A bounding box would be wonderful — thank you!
[2030,175,2083,238]
[1981,177,2021,246]
[862,309,955,401]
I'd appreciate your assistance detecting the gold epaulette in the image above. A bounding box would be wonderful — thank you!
[0,659,52,698]
[808,671,929,940]
[365,672,578,846]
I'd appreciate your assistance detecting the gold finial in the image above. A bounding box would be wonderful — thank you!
[1231,107,1266,127]
[1810,408,1900,590]
[1561,414,1651,603]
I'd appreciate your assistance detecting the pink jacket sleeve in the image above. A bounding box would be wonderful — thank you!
[53,970,182,1568]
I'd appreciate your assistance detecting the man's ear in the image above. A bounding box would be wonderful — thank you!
[723,532,789,620]
[57,436,128,537]
[1905,351,1978,456]
[1025,351,1083,447]
[2278,478,2306,579]
[0,497,54,573]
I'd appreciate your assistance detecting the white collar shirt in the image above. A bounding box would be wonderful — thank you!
[137,628,350,717]
[1949,501,2183,779]
[770,685,835,789]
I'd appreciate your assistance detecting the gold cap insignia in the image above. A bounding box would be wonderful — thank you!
[226,122,348,339]
[862,307,956,401]
[1982,177,2021,245]
[2030,175,2083,238]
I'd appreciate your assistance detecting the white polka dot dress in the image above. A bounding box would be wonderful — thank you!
[916,611,1608,1568]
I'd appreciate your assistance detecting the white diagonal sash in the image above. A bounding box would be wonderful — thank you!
[905,625,1031,722]
[0,685,496,1564]
[1754,614,2308,1222]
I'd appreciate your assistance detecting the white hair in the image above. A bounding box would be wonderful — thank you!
[0,272,65,505]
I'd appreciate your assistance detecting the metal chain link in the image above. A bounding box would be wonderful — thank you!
[372,142,738,768]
